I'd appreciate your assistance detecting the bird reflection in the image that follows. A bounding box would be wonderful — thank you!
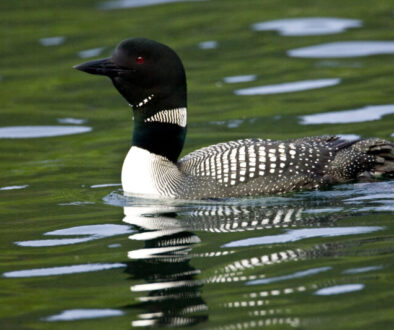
[118,195,354,328]
[123,205,208,327]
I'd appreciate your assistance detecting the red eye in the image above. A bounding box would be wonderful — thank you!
[136,56,144,64]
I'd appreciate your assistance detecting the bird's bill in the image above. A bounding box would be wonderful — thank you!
[73,58,125,77]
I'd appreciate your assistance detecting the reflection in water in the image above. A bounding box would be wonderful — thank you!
[251,17,362,36]
[123,206,208,327]
[223,226,383,247]
[16,224,133,247]
[314,283,364,295]
[3,181,392,326]
[300,104,394,124]
[343,265,382,274]
[46,309,124,321]
[198,40,218,49]
[0,184,29,191]
[209,119,246,128]
[337,134,360,141]
[247,266,332,285]
[39,36,65,46]
[57,117,87,124]
[120,198,346,326]
[3,263,126,278]
[288,41,394,58]
[114,182,391,328]
[121,201,337,327]
[100,0,203,10]
[234,78,340,95]
[223,75,257,84]
[91,183,122,188]
[0,126,92,138]
[77,47,105,59]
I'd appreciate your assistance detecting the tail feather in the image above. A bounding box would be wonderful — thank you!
[327,138,393,182]
[371,153,394,178]
[351,138,394,179]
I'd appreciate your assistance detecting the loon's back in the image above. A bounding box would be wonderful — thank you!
[178,136,393,198]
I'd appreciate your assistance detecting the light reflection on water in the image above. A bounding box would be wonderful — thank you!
[57,117,87,124]
[234,78,341,95]
[223,74,257,84]
[3,263,126,278]
[39,36,65,46]
[247,266,332,285]
[16,224,133,247]
[300,104,394,124]
[0,184,29,191]
[343,265,382,274]
[46,309,124,321]
[77,47,105,59]
[288,41,394,58]
[100,0,204,10]
[0,126,92,138]
[198,40,218,49]
[251,17,362,36]
[222,226,384,248]
[314,283,364,295]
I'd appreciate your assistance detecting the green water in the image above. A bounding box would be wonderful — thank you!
[1,0,393,329]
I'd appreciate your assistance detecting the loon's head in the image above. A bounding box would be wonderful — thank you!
[74,38,187,163]
[74,38,187,119]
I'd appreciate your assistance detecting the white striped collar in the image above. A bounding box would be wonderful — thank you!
[144,108,187,127]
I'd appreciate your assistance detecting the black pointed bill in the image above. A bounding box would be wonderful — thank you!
[73,58,126,77]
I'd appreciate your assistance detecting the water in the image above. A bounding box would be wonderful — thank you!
[77,47,106,59]
[299,104,394,125]
[39,37,66,46]
[198,40,219,49]
[288,41,394,58]
[251,18,362,36]
[234,78,341,96]
[223,75,257,84]
[99,0,204,10]
[0,126,92,138]
[1,0,393,329]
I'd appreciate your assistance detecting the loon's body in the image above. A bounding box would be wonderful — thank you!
[74,38,393,199]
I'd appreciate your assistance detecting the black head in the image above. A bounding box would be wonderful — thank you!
[74,38,188,163]
[74,38,187,119]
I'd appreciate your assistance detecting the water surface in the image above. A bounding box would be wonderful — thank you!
[0,0,393,329]
[251,17,361,36]
[234,78,340,95]
[288,41,394,58]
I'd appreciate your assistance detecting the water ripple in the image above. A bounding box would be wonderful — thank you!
[300,104,394,124]
[234,78,340,95]
[0,126,92,138]
[289,41,394,58]
[247,266,332,285]
[252,17,361,36]
[3,263,126,278]
[223,226,384,248]
[45,309,124,321]
[314,283,364,295]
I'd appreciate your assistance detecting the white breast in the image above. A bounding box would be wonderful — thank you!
[121,146,180,198]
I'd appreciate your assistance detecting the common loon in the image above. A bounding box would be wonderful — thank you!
[74,38,393,199]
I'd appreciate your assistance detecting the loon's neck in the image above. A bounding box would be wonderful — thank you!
[131,107,187,163]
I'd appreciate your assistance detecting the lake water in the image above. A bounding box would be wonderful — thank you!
[1,0,393,329]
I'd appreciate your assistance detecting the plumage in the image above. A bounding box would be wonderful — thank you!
[74,38,393,199]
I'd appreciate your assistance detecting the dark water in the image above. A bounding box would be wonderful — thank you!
[1,0,393,329]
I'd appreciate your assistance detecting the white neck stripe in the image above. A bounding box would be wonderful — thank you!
[134,94,155,108]
[144,108,187,127]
